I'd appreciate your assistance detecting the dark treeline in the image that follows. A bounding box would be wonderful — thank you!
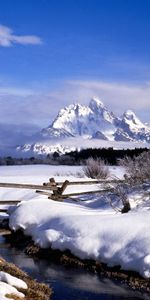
[63,147,149,165]
[0,147,149,166]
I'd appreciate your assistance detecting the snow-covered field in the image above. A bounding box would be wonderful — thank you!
[0,165,150,279]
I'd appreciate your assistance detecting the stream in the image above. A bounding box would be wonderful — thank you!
[0,234,148,300]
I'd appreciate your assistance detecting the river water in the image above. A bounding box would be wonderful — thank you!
[0,234,148,300]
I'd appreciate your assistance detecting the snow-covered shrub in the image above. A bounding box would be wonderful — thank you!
[83,157,109,179]
[119,150,150,184]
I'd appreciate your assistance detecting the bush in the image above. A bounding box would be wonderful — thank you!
[119,150,150,184]
[83,157,109,179]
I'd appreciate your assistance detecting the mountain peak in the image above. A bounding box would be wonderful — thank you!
[38,98,150,143]
[123,110,136,118]
[89,97,104,110]
[17,97,150,156]
[122,110,143,127]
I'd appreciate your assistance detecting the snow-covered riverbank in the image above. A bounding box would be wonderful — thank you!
[0,165,150,280]
[9,198,150,278]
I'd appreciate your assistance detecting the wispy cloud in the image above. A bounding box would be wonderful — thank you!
[0,79,150,130]
[0,86,35,96]
[0,24,42,47]
[43,79,150,123]
[65,79,150,112]
[0,85,51,126]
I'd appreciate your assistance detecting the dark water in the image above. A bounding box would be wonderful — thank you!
[0,235,148,300]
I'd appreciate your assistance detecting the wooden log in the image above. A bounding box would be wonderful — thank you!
[0,182,57,191]
[48,194,64,201]
[37,186,114,199]
[0,209,8,212]
[43,177,57,187]
[61,188,114,198]
[52,179,124,186]
[57,180,69,195]
[51,180,70,200]
[48,189,114,200]
[41,178,67,200]
[49,177,57,185]
[38,192,80,202]
[36,190,52,197]
[0,200,21,205]
[36,189,66,201]
[36,190,83,202]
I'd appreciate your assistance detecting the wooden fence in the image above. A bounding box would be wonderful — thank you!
[0,177,124,212]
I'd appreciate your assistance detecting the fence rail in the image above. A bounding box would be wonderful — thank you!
[0,177,123,212]
[43,178,124,186]
[0,182,57,191]
[0,200,21,205]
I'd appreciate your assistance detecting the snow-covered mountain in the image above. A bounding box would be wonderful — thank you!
[40,97,150,142]
[115,110,150,142]
[17,97,150,156]
[41,97,119,141]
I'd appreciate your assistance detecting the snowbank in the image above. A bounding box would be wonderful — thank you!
[0,256,51,300]
[0,271,27,299]
[9,199,150,278]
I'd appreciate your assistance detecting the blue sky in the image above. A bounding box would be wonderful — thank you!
[0,0,150,131]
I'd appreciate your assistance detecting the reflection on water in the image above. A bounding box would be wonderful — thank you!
[0,235,148,300]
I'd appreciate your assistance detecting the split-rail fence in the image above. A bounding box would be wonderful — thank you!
[0,177,124,213]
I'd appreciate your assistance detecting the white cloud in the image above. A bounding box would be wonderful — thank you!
[0,86,53,127]
[65,79,150,112]
[0,24,42,47]
[0,86,35,96]
[42,79,150,123]
[0,79,149,130]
